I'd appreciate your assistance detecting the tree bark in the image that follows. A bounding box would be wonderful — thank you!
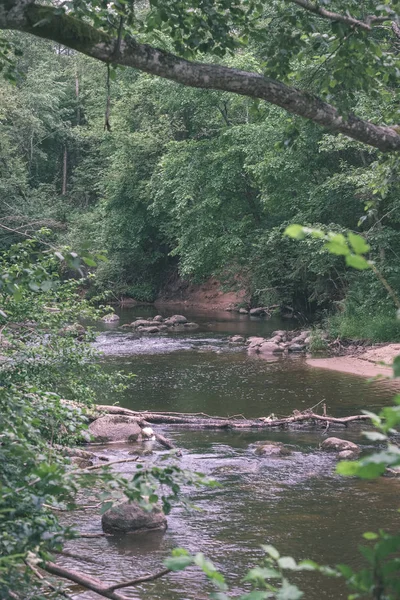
[1,1,400,152]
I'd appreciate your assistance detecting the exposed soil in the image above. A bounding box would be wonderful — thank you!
[155,277,249,310]
[308,344,400,379]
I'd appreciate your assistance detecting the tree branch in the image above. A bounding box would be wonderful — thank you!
[107,568,170,591]
[0,1,400,151]
[41,561,171,600]
[289,0,374,31]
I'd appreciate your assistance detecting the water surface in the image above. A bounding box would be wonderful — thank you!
[66,308,399,599]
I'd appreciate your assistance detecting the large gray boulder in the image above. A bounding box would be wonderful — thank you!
[102,501,167,534]
[321,437,360,454]
[89,415,141,443]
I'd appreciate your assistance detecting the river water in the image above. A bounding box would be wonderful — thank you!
[65,307,400,600]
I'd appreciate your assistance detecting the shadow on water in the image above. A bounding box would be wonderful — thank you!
[66,308,400,599]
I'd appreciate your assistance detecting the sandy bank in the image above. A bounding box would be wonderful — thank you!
[307,344,400,379]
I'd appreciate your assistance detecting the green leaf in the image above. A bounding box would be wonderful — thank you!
[345,254,370,270]
[284,225,306,240]
[278,557,297,570]
[164,555,194,571]
[363,532,378,540]
[276,579,303,600]
[362,431,387,442]
[347,232,370,255]
[261,545,280,560]
[324,241,349,256]
[82,257,97,267]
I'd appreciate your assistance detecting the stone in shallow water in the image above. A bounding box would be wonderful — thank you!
[88,415,141,443]
[321,437,360,454]
[102,314,120,322]
[254,442,291,457]
[102,502,167,534]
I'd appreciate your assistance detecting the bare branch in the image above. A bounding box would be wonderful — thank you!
[1,2,400,151]
[289,0,373,31]
[107,568,171,591]
[41,561,130,600]
[41,561,171,600]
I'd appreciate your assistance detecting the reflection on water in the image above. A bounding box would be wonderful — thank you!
[66,308,399,599]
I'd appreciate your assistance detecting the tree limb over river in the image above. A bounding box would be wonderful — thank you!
[1,0,400,151]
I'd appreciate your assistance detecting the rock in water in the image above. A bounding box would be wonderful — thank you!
[102,313,120,322]
[254,441,291,457]
[321,437,360,454]
[89,415,141,443]
[102,501,167,534]
[164,315,188,325]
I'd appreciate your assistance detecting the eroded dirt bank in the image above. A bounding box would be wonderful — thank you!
[155,277,248,310]
[308,344,400,378]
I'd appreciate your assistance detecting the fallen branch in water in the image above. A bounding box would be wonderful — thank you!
[41,560,171,600]
[95,406,371,429]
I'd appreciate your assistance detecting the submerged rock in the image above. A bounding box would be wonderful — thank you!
[102,313,120,322]
[102,501,167,534]
[89,415,141,443]
[164,315,187,325]
[229,335,245,343]
[254,441,291,457]
[321,437,360,455]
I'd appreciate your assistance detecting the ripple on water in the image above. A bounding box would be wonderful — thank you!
[94,332,238,356]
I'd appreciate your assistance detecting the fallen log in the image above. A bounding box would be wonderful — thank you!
[95,406,371,429]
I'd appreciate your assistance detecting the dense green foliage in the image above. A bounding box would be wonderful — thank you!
[1,27,400,336]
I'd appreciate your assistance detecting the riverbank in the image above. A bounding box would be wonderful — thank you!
[307,344,400,378]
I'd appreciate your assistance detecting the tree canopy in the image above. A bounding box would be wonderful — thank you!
[1,0,400,150]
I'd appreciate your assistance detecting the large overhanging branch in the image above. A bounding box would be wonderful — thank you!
[1,1,400,152]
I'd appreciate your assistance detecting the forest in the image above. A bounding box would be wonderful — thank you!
[1,1,400,599]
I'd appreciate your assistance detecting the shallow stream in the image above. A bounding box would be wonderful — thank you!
[65,308,400,599]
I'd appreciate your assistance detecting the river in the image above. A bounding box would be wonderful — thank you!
[63,307,400,600]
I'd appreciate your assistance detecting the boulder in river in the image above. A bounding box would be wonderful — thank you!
[258,342,282,355]
[321,437,360,455]
[229,335,245,343]
[153,315,164,322]
[89,415,141,443]
[102,501,167,534]
[102,313,120,323]
[164,315,187,325]
[254,441,291,457]
[131,319,155,328]
[239,308,249,314]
